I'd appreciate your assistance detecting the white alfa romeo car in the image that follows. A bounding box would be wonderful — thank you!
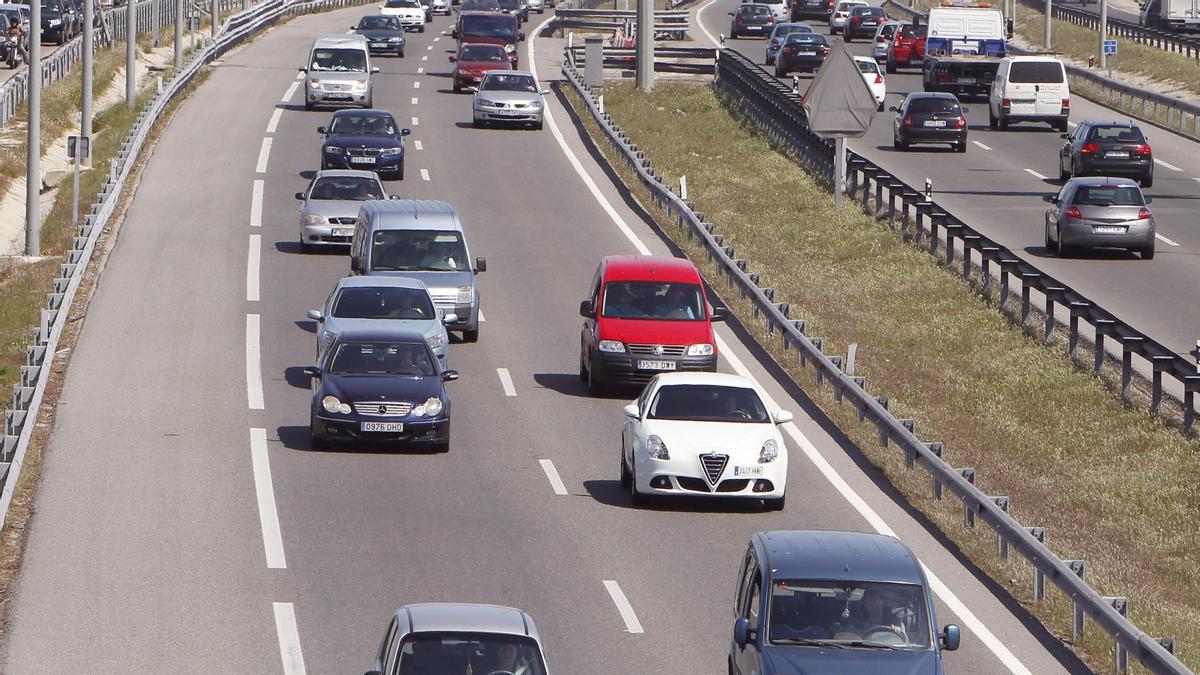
[620,372,791,510]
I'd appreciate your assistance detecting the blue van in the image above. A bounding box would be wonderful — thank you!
[730,530,960,674]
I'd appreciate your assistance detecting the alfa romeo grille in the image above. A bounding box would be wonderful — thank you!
[700,453,728,486]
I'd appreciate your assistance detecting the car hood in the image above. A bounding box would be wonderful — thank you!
[597,316,712,346]
[303,199,369,220]
[366,269,475,291]
[644,420,778,452]
[475,90,540,105]
[357,28,404,39]
[325,316,442,341]
[382,6,424,14]
[456,59,511,71]
[763,646,940,675]
[325,133,403,149]
[322,372,445,403]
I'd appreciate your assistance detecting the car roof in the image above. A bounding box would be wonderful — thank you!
[360,199,463,231]
[312,33,368,47]
[601,255,702,283]
[1005,55,1062,62]
[1068,176,1140,187]
[905,91,958,100]
[334,275,429,290]
[654,372,757,388]
[399,603,540,639]
[332,108,395,119]
[334,328,428,343]
[485,69,535,77]
[1081,120,1138,128]
[755,530,924,583]
[314,169,382,180]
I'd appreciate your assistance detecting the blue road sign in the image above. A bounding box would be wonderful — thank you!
[1103,39,1118,54]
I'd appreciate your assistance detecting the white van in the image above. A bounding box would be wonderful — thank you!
[301,34,378,111]
[988,56,1069,131]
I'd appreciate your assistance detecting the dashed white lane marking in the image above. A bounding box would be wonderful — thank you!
[417,66,424,73]
[412,97,419,105]
[538,459,568,495]
[426,44,433,50]
[251,429,287,569]
[421,55,428,61]
[602,580,644,634]
[255,138,273,174]
[1155,158,1183,172]
[420,168,431,181]
[412,116,419,126]
[295,71,304,80]
[1023,168,1047,181]
[266,107,283,134]
[496,367,517,396]
[247,235,261,303]
[246,314,265,410]
[1156,233,1180,246]
[433,36,440,42]
[282,81,300,102]
[413,80,420,88]
[414,140,423,150]
[272,602,307,675]
[972,140,992,151]
[250,179,264,227]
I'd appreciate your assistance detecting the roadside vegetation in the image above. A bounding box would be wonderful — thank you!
[567,80,1200,672]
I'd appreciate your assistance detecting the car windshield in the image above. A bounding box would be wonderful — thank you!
[774,24,812,37]
[497,0,519,8]
[310,48,367,72]
[358,16,400,29]
[1009,61,1064,83]
[330,114,397,135]
[785,33,826,44]
[907,97,959,114]
[1087,125,1145,143]
[309,176,383,200]
[898,23,926,38]
[372,230,470,272]
[856,60,879,74]
[837,2,864,10]
[482,73,537,92]
[328,341,435,376]
[462,0,501,8]
[879,23,898,37]
[1073,185,1145,206]
[332,287,435,320]
[648,385,769,423]
[460,14,517,36]
[851,6,883,16]
[601,281,704,321]
[769,580,933,649]
[396,632,547,675]
[460,44,507,61]
[385,0,420,7]
[740,4,770,14]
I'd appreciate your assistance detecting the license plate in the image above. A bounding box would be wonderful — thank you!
[863,21,876,25]
[956,77,975,84]
[371,42,387,48]
[332,227,353,236]
[1094,226,1127,234]
[361,421,404,432]
[326,94,352,100]
[733,465,764,478]
[637,360,676,371]
[924,120,946,127]
[1105,151,1129,158]
[799,50,816,55]
[349,156,376,164]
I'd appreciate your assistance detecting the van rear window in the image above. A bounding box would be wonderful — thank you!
[1009,61,1064,83]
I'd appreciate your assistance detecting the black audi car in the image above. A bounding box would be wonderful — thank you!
[319,109,411,180]
[1059,120,1154,186]
[774,32,829,76]
[892,92,968,153]
[353,15,407,56]
[307,330,457,452]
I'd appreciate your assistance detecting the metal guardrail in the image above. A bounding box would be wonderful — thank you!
[566,44,716,73]
[561,45,1194,673]
[1020,0,1200,60]
[549,6,691,38]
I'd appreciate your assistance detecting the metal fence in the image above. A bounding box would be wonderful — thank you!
[565,44,716,73]
[1017,0,1200,60]
[560,47,1193,673]
[550,7,691,39]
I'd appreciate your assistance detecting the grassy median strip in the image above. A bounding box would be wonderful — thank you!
[568,80,1200,671]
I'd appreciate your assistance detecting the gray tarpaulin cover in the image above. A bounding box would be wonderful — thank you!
[802,42,878,139]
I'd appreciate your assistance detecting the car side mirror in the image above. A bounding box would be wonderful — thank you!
[298,66,307,72]
[1005,18,1013,38]
[306,309,324,322]
[888,105,899,112]
[579,300,595,318]
[1144,196,1152,204]
[389,194,401,200]
[295,191,306,200]
[540,88,550,95]
[449,54,457,61]
[370,66,381,74]
[351,24,357,29]
[303,365,322,378]
[443,313,459,324]
[475,257,487,272]
[774,410,794,425]
[711,307,728,322]
[519,31,526,40]
[465,86,478,93]
[401,128,412,136]
[317,125,328,134]
[451,29,458,38]
[941,625,961,651]
[1042,194,1055,203]
[1060,132,1069,138]
[733,617,752,647]
[623,403,639,418]
[441,369,460,381]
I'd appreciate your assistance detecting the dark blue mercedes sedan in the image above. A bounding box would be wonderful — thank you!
[306,329,457,452]
[318,109,412,180]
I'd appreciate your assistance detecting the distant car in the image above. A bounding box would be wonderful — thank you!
[308,276,453,367]
[892,92,967,153]
[429,0,451,13]
[765,22,813,65]
[622,372,791,509]
[828,0,866,34]
[417,0,434,21]
[789,0,831,20]
[774,32,829,77]
[854,56,886,111]
[454,12,522,66]
[353,15,406,56]
[1059,120,1153,186]
[496,0,527,22]
[307,330,457,451]
[842,4,886,41]
[451,42,512,93]
[886,21,926,73]
[1043,177,1155,259]
[472,70,546,129]
[758,0,789,21]
[729,3,775,38]
[319,109,412,179]
[40,0,76,44]
[380,0,426,31]
[459,0,502,11]
[527,0,544,13]
[871,20,902,61]
[366,604,550,675]
[295,169,387,252]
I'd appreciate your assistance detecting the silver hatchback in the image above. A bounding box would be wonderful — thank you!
[296,170,387,252]
[471,71,548,130]
[1043,177,1156,259]
[367,603,549,675]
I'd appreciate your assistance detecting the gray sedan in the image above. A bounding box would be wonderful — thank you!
[471,70,548,130]
[307,276,454,367]
[296,170,387,252]
[366,603,549,675]
[1043,177,1156,259]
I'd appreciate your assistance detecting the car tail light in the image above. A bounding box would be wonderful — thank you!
[821,45,829,54]
[1064,206,1083,219]
[1134,144,1152,156]
[850,16,861,22]
[827,0,833,8]
[1061,98,1070,108]
[955,115,966,128]
[1001,98,1010,107]
[1136,208,1152,220]
[874,74,883,83]
[1080,143,1100,154]
[735,14,742,21]
[903,115,913,127]
[767,15,775,22]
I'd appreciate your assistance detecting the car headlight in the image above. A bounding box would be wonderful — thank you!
[324,145,343,154]
[308,78,322,89]
[456,285,473,303]
[647,434,670,460]
[322,395,351,414]
[412,396,444,417]
[687,343,714,356]
[302,213,327,226]
[528,99,543,109]
[426,333,445,349]
[504,43,515,53]
[476,99,498,108]
[49,18,61,25]
[380,147,403,156]
[351,81,368,92]
[389,36,403,42]
[598,340,625,353]
[321,330,336,345]
[759,438,779,463]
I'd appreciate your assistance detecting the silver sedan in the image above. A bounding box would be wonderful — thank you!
[296,170,388,252]
[471,70,548,130]
[1043,176,1156,259]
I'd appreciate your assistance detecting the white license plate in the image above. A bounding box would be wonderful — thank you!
[924,120,946,127]
[1094,226,1127,234]
[361,421,404,432]
[495,109,524,116]
[956,77,975,84]
[863,21,876,25]
[371,42,388,48]
[349,156,376,164]
[799,50,816,55]
[732,465,764,478]
[637,359,676,371]
[332,227,353,236]
[1105,151,1129,158]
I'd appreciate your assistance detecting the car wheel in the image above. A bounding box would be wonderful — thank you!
[619,441,632,488]
[999,116,1009,130]
[988,107,998,129]
[395,159,405,180]
[301,239,313,254]
[765,494,786,511]
[453,82,461,93]
[1141,172,1153,188]
[885,56,896,74]
[399,49,405,58]
[310,418,330,450]
[877,101,884,112]
[364,97,373,109]
[1140,244,1155,260]
[844,34,852,42]
[473,117,486,129]
[533,119,544,131]
[418,24,425,32]
[629,462,647,507]
[579,355,588,382]
[432,425,450,453]
[1044,226,1057,253]
[462,327,479,343]
[1059,158,1070,181]
[304,100,314,111]
[587,355,607,396]
[775,65,786,77]
[1057,226,1074,257]
[1055,119,1068,132]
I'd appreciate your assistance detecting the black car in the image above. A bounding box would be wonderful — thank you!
[1059,120,1153,187]
[730,3,775,38]
[319,109,412,179]
[892,92,967,152]
[353,15,406,56]
[418,0,434,21]
[307,330,457,451]
[790,0,830,20]
[842,5,885,41]
[774,32,828,76]
[40,0,76,44]
[496,0,528,23]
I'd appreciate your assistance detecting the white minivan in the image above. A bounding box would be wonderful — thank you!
[988,56,1069,131]
[302,34,378,110]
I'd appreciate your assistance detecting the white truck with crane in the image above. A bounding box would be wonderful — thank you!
[921,3,1009,98]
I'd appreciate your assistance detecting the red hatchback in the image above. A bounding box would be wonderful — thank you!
[450,43,512,92]
[579,255,725,394]
[886,22,926,73]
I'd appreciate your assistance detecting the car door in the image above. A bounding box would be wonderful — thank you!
[623,379,655,464]
[1047,182,1069,233]
[1062,122,1084,173]
[733,564,765,675]
[580,266,602,363]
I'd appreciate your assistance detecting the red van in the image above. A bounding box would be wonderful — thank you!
[579,255,726,394]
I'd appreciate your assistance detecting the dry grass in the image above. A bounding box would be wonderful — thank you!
[571,80,1200,672]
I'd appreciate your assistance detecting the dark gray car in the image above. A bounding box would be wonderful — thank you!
[1043,177,1156,259]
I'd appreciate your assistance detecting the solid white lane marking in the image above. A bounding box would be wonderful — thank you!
[412,116,419,126]
[1023,168,1047,180]
[694,0,723,46]
[247,235,261,303]
[1156,233,1180,246]
[477,309,485,322]
[539,459,568,495]
[256,138,273,174]
[246,314,265,410]
[496,367,517,396]
[972,140,992,151]
[412,97,419,105]
[413,80,420,88]
[603,580,644,634]
[273,602,307,675]
[266,107,283,134]
[252,429,287,569]
[420,168,431,181]
[250,179,264,227]
[414,140,423,150]
[282,81,300,102]
[1154,158,1183,172]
